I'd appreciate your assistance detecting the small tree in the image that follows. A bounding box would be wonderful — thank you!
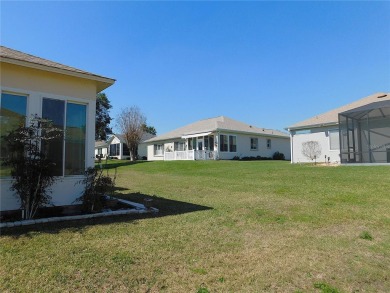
[301,141,322,164]
[116,106,146,161]
[2,116,62,219]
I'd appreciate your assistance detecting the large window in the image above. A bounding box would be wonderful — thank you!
[123,143,130,156]
[110,143,120,156]
[220,134,236,152]
[42,98,65,176]
[0,93,27,177]
[329,129,340,150]
[174,141,185,151]
[250,137,258,150]
[267,139,271,149]
[65,103,86,175]
[220,135,228,152]
[154,144,163,156]
[188,138,197,150]
[203,135,214,151]
[43,99,86,176]
[229,135,237,152]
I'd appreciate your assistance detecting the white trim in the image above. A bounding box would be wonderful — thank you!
[182,132,212,139]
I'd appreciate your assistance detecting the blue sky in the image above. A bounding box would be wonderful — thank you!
[1,1,389,135]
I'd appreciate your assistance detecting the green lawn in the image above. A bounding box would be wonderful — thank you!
[1,161,389,292]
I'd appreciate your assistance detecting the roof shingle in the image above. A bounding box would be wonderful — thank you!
[0,46,115,84]
[145,116,288,143]
[288,92,390,130]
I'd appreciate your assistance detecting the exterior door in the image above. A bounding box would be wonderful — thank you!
[198,138,203,150]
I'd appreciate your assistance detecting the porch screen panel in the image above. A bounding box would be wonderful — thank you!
[204,136,209,150]
[209,136,214,151]
[188,138,193,150]
[42,98,65,176]
[65,103,86,175]
[123,144,130,156]
[174,142,184,151]
[0,93,27,177]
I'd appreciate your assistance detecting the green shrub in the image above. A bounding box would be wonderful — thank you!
[273,151,285,160]
[76,167,117,213]
[2,116,62,219]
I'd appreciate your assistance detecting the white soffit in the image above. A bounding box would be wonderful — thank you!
[181,132,212,139]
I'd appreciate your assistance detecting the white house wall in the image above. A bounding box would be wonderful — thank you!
[138,143,148,159]
[147,133,290,161]
[1,177,86,211]
[290,126,340,163]
[218,132,290,160]
[94,147,108,159]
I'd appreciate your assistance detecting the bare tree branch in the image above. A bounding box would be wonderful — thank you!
[116,106,146,161]
[301,141,322,164]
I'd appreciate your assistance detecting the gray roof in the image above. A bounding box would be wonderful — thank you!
[288,92,390,130]
[145,116,289,143]
[108,133,156,144]
[95,140,109,148]
[340,100,390,120]
[1,46,115,92]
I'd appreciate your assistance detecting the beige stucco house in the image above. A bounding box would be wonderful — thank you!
[0,46,115,212]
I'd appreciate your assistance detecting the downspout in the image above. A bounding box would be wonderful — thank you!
[290,130,294,164]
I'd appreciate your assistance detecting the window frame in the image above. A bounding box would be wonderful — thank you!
[174,141,185,151]
[250,137,258,151]
[0,91,29,178]
[154,144,164,156]
[328,129,340,151]
[220,134,229,152]
[229,135,237,152]
[220,134,237,152]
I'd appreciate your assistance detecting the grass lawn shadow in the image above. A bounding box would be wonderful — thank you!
[1,192,213,237]
[96,160,150,170]
[117,192,213,217]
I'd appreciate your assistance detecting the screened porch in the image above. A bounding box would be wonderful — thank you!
[339,100,390,164]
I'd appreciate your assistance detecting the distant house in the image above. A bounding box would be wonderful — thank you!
[144,116,290,161]
[0,46,115,212]
[98,133,155,160]
[94,140,109,159]
[287,92,390,164]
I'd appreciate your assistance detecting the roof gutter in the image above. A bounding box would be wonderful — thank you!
[287,121,339,132]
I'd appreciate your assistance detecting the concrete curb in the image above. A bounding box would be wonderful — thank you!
[0,199,159,229]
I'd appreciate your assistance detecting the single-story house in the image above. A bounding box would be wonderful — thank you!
[287,92,390,164]
[94,140,109,159]
[0,46,115,212]
[144,116,290,161]
[96,133,156,160]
